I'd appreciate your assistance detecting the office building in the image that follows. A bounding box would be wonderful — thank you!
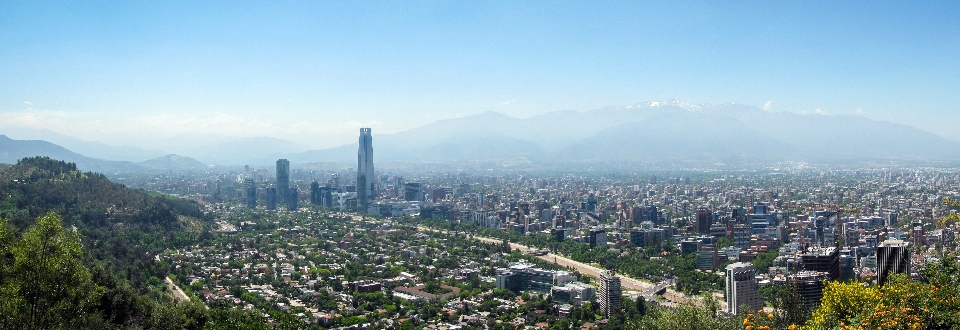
[266,187,277,210]
[644,206,660,224]
[779,271,828,310]
[725,262,761,315]
[589,229,607,248]
[598,270,622,318]
[276,159,289,202]
[697,244,719,270]
[310,181,320,205]
[244,178,257,209]
[732,224,752,249]
[839,250,856,281]
[812,211,838,246]
[876,239,911,285]
[551,282,595,306]
[403,182,424,202]
[800,246,840,281]
[286,188,298,211]
[495,262,576,293]
[697,205,713,234]
[357,128,375,212]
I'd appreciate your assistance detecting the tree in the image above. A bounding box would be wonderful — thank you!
[716,237,733,249]
[761,282,809,328]
[636,296,647,317]
[626,300,741,330]
[0,212,104,329]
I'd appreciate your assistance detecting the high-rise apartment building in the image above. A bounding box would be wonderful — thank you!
[598,270,621,318]
[725,262,761,315]
[876,239,911,285]
[357,128,375,212]
[276,159,290,202]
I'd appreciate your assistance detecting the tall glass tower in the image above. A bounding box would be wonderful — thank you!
[357,128,375,212]
[276,159,290,202]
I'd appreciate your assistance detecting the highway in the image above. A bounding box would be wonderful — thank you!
[415,225,705,307]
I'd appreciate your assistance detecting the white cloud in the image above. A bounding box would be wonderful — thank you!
[497,99,516,106]
[763,100,773,111]
[854,108,864,115]
[23,101,33,107]
[814,108,826,115]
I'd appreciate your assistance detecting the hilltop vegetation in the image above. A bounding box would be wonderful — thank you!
[0,157,268,329]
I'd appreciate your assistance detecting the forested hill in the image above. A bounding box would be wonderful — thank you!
[0,157,232,329]
[0,156,211,234]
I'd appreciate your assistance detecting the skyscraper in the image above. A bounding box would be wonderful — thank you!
[725,262,761,315]
[266,187,277,210]
[286,188,298,211]
[876,239,911,285]
[696,205,712,234]
[800,246,840,281]
[276,159,290,202]
[244,178,257,209]
[357,128,375,212]
[310,181,321,205]
[598,270,621,318]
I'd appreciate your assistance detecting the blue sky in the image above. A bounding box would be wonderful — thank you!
[1,1,959,149]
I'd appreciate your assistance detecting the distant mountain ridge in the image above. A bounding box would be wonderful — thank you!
[0,135,206,173]
[0,134,141,172]
[4,100,960,167]
[138,154,208,171]
[0,126,167,161]
[279,101,960,165]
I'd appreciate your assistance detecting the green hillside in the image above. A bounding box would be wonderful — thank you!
[0,157,263,329]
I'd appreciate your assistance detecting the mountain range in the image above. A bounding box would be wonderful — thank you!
[282,101,960,165]
[3,101,960,170]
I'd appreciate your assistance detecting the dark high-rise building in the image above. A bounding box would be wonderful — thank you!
[319,186,333,208]
[696,205,713,234]
[589,230,607,248]
[266,187,278,210]
[800,246,840,281]
[643,206,659,224]
[357,128,375,213]
[286,188,298,211]
[812,211,838,246]
[785,271,828,311]
[310,181,321,205]
[876,239,910,285]
[839,252,855,281]
[244,179,257,209]
[276,159,290,202]
[586,194,597,212]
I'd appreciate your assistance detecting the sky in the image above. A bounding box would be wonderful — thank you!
[1,1,960,150]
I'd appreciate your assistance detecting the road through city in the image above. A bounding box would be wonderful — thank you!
[412,224,704,307]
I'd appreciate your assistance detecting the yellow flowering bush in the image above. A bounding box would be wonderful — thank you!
[743,254,960,330]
